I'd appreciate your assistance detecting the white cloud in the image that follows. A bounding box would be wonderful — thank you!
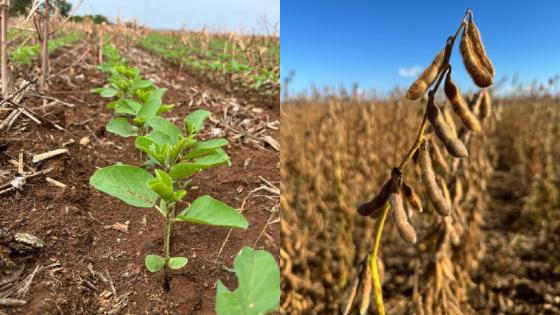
[398,66,423,78]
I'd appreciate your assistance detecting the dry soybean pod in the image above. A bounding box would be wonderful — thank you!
[406,43,451,100]
[437,175,452,206]
[418,141,450,216]
[359,265,372,315]
[426,92,469,158]
[389,191,417,244]
[444,69,482,132]
[479,89,492,121]
[442,103,458,137]
[402,182,423,213]
[429,138,450,174]
[451,177,463,205]
[469,91,484,113]
[412,149,422,181]
[460,25,493,87]
[467,14,495,77]
[357,178,392,216]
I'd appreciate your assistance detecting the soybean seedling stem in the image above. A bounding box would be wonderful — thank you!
[162,171,177,290]
[163,201,175,290]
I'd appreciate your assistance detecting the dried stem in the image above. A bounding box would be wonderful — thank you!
[0,0,8,97]
[368,11,470,315]
[39,0,50,90]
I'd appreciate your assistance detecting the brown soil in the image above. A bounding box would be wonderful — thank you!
[0,38,279,314]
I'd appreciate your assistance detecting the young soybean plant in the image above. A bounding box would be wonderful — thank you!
[90,109,248,289]
[355,10,494,315]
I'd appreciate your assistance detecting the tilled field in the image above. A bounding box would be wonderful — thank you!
[0,31,279,314]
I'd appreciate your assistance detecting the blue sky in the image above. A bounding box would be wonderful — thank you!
[68,0,279,34]
[281,0,560,95]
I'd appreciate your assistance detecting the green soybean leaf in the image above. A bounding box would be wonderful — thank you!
[172,189,187,202]
[145,255,165,272]
[90,164,157,207]
[146,131,174,146]
[168,257,188,270]
[106,100,119,109]
[216,247,280,315]
[213,148,232,166]
[136,90,165,125]
[176,195,248,229]
[148,116,181,143]
[135,136,158,157]
[186,138,228,159]
[146,131,174,144]
[169,162,205,180]
[157,104,175,115]
[136,97,162,122]
[133,116,146,127]
[169,153,230,180]
[147,169,174,202]
[113,80,128,92]
[135,136,167,164]
[106,117,137,137]
[100,87,119,97]
[135,89,152,102]
[157,169,172,186]
[130,79,153,91]
[147,87,167,101]
[184,109,211,134]
[153,175,185,203]
[141,157,160,168]
[167,137,196,163]
[114,99,142,115]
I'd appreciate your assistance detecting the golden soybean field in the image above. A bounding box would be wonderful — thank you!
[281,93,560,314]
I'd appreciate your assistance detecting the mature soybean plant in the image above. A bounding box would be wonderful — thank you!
[355,10,494,315]
[90,108,248,289]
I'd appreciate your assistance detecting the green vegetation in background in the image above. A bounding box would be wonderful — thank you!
[138,32,279,95]
[9,0,71,16]
[9,31,83,67]
[7,27,33,42]
[9,0,109,24]
[70,14,110,25]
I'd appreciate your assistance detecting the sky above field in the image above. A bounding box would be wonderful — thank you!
[68,0,279,34]
[281,0,560,96]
